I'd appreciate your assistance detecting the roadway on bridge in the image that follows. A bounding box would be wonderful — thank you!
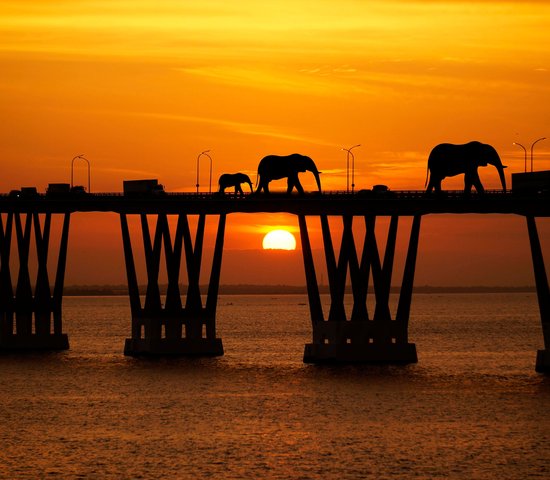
[1,190,549,216]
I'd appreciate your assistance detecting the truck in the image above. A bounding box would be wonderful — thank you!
[46,183,71,196]
[357,184,395,198]
[123,179,165,196]
[21,187,39,196]
[512,171,550,196]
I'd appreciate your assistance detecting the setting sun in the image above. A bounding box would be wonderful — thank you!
[262,229,297,250]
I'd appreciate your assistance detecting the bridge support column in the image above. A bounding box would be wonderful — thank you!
[299,214,420,364]
[120,213,224,357]
[0,212,70,351]
[526,216,550,373]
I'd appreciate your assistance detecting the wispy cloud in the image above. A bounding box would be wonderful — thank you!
[90,108,339,148]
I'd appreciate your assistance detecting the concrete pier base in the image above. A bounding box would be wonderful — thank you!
[299,214,421,366]
[0,212,72,355]
[124,337,223,357]
[526,217,550,373]
[0,334,69,352]
[535,350,550,373]
[303,342,417,364]
[120,212,226,359]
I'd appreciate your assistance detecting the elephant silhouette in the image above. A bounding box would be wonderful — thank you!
[256,153,322,194]
[218,173,253,195]
[425,141,507,194]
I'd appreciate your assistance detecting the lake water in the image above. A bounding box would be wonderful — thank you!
[0,293,549,479]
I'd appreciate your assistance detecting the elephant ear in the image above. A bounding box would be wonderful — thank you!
[478,159,488,166]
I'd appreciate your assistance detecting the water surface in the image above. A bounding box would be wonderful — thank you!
[0,293,548,479]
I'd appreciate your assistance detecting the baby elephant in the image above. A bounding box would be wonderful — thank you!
[218,173,253,195]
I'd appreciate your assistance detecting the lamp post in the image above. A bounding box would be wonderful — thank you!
[342,144,361,193]
[530,137,546,173]
[513,143,527,173]
[71,154,91,192]
[196,150,213,194]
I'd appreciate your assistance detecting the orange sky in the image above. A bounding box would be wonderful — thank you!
[1,1,549,286]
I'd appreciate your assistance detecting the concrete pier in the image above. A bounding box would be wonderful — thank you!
[299,214,421,364]
[0,212,70,351]
[526,216,550,373]
[120,212,225,357]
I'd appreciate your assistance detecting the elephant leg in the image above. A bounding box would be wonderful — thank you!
[426,178,434,193]
[236,184,244,195]
[429,177,442,193]
[463,176,473,194]
[257,180,270,194]
[287,174,304,195]
[472,175,485,194]
[465,172,484,194]
[286,178,294,194]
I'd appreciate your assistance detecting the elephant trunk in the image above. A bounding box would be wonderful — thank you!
[311,168,322,192]
[487,145,507,192]
[496,164,507,192]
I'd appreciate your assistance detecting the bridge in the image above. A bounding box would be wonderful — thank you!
[1,190,549,372]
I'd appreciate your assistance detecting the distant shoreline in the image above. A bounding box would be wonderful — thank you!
[62,284,537,296]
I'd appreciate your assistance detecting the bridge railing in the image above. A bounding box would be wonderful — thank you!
[0,188,517,201]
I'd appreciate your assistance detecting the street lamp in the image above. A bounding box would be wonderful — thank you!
[71,154,91,192]
[196,150,213,194]
[342,144,361,193]
[530,137,546,173]
[513,143,527,173]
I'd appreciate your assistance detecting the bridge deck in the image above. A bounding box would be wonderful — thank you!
[0,191,548,216]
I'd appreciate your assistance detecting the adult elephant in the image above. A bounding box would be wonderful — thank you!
[218,173,253,195]
[256,153,322,194]
[425,141,507,194]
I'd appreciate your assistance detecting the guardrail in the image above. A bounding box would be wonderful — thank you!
[0,189,518,200]
[1,189,547,218]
